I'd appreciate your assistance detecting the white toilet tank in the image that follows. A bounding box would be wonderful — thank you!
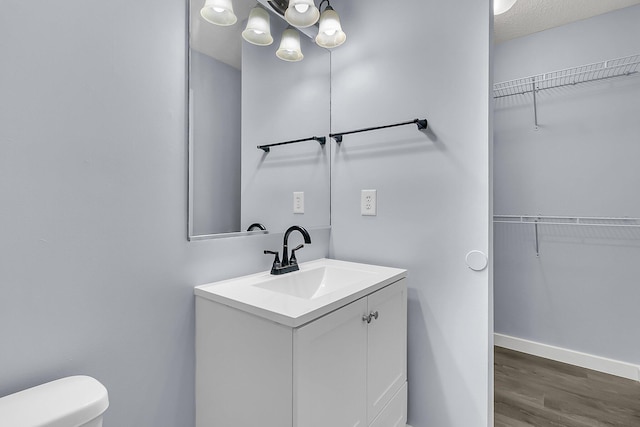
[0,375,109,427]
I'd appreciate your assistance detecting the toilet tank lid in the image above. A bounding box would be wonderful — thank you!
[0,375,109,427]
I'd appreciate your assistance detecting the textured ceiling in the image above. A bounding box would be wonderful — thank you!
[495,0,640,43]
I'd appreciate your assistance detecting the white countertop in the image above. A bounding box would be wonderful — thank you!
[194,258,406,327]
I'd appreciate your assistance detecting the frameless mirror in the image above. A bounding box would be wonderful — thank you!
[188,0,331,240]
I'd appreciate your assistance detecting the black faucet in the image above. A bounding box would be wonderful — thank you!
[264,225,312,275]
[246,222,267,231]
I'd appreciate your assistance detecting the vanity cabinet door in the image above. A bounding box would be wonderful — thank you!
[367,279,407,424]
[294,297,368,427]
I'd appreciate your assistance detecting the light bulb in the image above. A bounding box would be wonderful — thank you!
[285,0,319,28]
[315,6,345,48]
[494,0,517,15]
[276,28,304,62]
[242,6,273,46]
[200,0,237,26]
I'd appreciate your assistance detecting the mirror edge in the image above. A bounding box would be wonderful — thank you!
[188,225,332,241]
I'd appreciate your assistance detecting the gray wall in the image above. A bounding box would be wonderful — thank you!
[241,18,331,233]
[330,0,492,426]
[1,1,492,427]
[0,1,330,426]
[494,6,640,364]
[190,51,241,235]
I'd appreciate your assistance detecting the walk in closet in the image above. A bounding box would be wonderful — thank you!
[493,5,640,378]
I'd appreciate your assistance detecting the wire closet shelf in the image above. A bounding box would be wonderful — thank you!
[493,215,640,228]
[493,54,640,99]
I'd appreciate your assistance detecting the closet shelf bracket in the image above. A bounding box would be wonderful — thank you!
[531,77,538,131]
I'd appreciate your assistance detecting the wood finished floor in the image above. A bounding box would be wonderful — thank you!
[494,346,640,427]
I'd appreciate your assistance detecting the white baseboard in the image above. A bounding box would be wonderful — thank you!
[495,333,640,382]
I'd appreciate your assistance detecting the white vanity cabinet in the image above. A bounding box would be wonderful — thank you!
[294,279,407,427]
[195,271,407,427]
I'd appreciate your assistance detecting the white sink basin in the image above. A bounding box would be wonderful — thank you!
[253,265,377,300]
[194,258,406,327]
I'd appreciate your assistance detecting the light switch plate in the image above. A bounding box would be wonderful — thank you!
[361,189,377,216]
[293,192,304,214]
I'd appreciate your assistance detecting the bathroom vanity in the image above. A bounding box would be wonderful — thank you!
[194,258,407,427]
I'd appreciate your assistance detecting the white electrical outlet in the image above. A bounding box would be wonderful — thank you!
[293,192,304,214]
[361,189,377,216]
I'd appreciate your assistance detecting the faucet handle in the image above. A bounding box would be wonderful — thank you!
[264,250,281,267]
[290,244,304,265]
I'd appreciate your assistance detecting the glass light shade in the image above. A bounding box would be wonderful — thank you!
[285,0,320,28]
[494,0,517,15]
[276,28,304,62]
[242,6,273,46]
[200,0,237,26]
[315,6,346,49]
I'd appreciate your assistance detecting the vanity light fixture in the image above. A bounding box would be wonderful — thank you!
[493,0,517,15]
[242,5,274,45]
[276,27,304,61]
[315,0,345,49]
[200,0,237,25]
[284,0,320,28]
[199,0,347,63]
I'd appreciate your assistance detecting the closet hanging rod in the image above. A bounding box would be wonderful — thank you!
[493,215,640,228]
[257,136,326,152]
[330,118,428,143]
